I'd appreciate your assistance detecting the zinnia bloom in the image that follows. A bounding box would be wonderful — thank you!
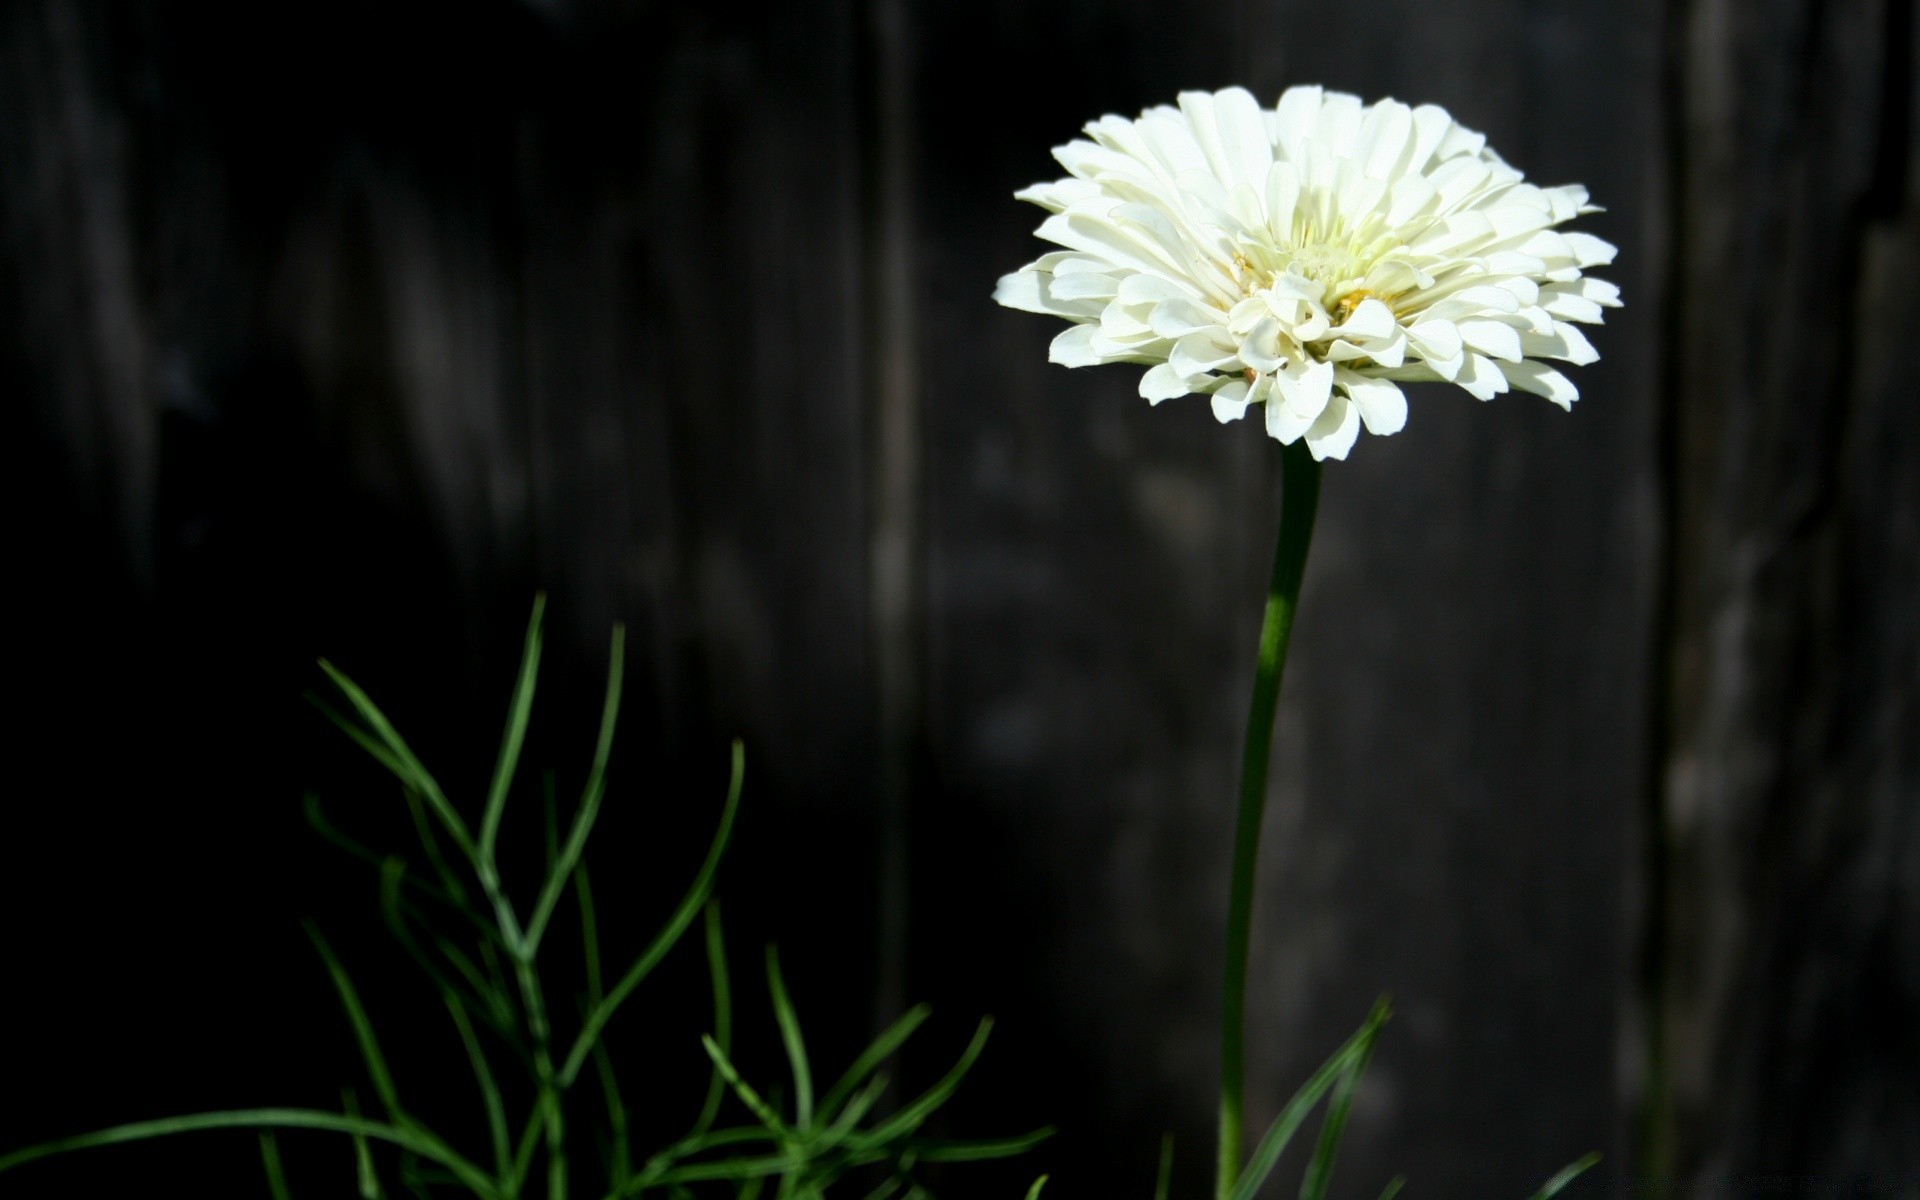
[993,86,1620,460]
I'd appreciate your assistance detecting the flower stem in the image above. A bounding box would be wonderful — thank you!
[1217,438,1322,1199]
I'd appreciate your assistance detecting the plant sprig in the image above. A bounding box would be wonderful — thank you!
[0,596,1045,1199]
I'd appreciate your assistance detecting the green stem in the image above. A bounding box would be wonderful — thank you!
[1216,438,1322,1199]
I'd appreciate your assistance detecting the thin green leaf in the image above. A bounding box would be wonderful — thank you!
[859,1178,904,1200]
[260,1133,293,1200]
[765,946,815,1128]
[700,1036,793,1138]
[692,901,733,1138]
[0,1109,500,1198]
[377,858,498,1032]
[1229,1002,1390,1200]
[318,659,474,861]
[306,924,405,1123]
[1377,1177,1406,1200]
[907,1127,1055,1161]
[402,788,471,909]
[818,1074,891,1145]
[1300,996,1389,1200]
[848,1018,993,1150]
[592,1040,633,1187]
[480,594,546,865]
[561,740,744,1087]
[653,1152,802,1185]
[510,1107,545,1193]
[526,624,627,951]
[1155,1133,1174,1200]
[817,1005,930,1121]
[309,692,411,783]
[577,863,633,1185]
[304,793,383,871]
[1528,1152,1600,1200]
[1025,1176,1050,1200]
[342,1090,383,1200]
[445,992,511,1181]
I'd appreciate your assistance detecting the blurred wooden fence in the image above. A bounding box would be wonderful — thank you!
[2,0,1915,1195]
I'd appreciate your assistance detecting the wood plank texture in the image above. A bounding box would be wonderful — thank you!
[1,0,1914,1197]
[1650,0,1920,1185]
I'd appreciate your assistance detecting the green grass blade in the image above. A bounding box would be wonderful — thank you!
[1528,1152,1600,1200]
[342,1090,383,1199]
[692,901,734,1138]
[765,946,814,1129]
[817,1004,930,1121]
[818,1073,891,1146]
[309,692,412,782]
[1377,1177,1406,1200]
[848,1018,993,1150]
[561,740,744,1087]
[480,594,545,866]
[0,1109,500,1197]
[260,1133,294,1200]
[1155,1133,1174,1200]
[304,793,384,871]
[1024,1177,1049,1200]
[317,660,474,861]
[445,992,512,1181]
[526,624,626,952]
[906,1128,1054,1162]
[1300,996,1389,1200]
[577,862,608,1002]
[306,924,406,1122]
[402,789,472,909]
[700,1035,793,1139]
[574,864,634,1185]
[1229,1002,1390,1200]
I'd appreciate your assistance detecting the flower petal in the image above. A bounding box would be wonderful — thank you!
[1501,360,1580,410]
[1302,393,1362,460]
[1139,362,1193,404]
[1337,369,1408,435]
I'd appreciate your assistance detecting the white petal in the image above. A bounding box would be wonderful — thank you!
[1359,99,1414,180]
[1048,271,1120,301]
[1562,232,1617,267]
[1048,323,1104,367]
[1149,297,1226,338]
[1454,351,1510,400]
[1014,178,1101,212]
[1386,174,1438,226]
[1139,362,1193,403]
[1328,297,1397,341]
[1457,318,1525,362]
[1338,369,1408,435]
[1273,357,1335,420]
[1501,360,1580,410]
[1302,393,1361,460]
[994,270,1098,318]
[1265,160,1300,236]
[1211,379,1252,423]
[1521,320,1599,365]
[1406,319,1464,363]
[1239,316,1286,373]
[1170,330,1238,376]
[1212,87,1274,196]
[1273,85,1324,160]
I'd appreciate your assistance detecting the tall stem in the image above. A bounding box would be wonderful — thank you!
[1216,438,1322,1199]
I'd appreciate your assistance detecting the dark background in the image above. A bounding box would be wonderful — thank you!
[3,0,1916,1196]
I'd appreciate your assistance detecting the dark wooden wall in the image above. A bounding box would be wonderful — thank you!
[2,0,1914,1197]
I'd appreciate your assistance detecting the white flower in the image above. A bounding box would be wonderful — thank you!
[993,86,1621,461]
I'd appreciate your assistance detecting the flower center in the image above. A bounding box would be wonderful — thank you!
[1286,241,1363,285]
